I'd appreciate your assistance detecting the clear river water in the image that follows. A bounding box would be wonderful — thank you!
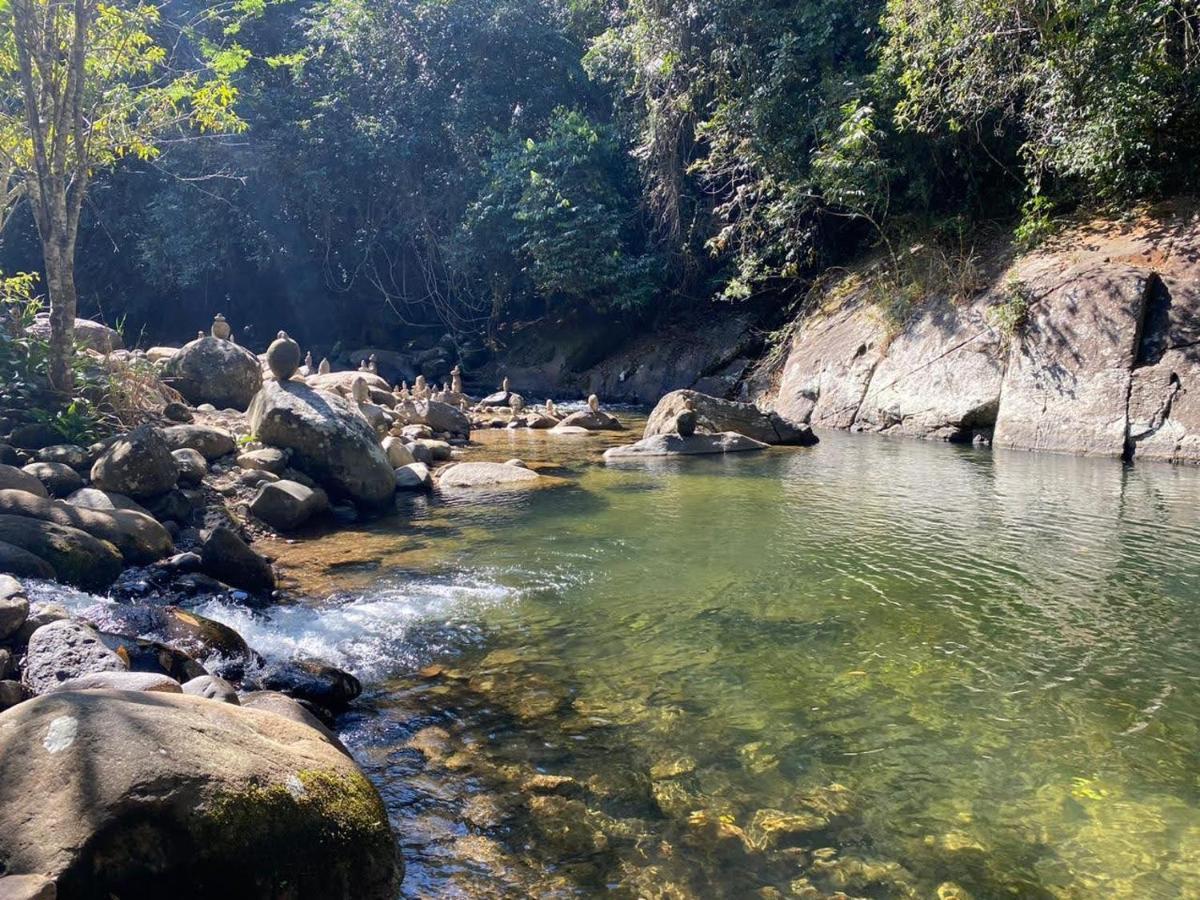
[68,420,1200,897]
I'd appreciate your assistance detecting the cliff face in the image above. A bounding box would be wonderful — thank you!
[772,210,1200,463]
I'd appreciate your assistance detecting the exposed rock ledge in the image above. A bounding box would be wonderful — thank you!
[771,211,1200,462]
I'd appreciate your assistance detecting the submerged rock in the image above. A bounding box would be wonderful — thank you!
[0,690,401,898]
[247,380,395,508]
[603,432,769,460]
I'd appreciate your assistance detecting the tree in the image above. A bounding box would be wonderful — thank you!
[0,0,249,389]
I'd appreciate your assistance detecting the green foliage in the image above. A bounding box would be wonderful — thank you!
[989,277,1034,344]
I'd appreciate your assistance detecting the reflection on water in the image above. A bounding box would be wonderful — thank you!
[218,427,1200,898]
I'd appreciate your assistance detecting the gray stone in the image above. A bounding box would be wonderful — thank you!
[49,671,181,694]
[0,516,122,591]
[161,424,237,460]
[249,480,330,531]
[0,463,48,498]
[0,541,56,580]
[27,315,122,353]
[22,462,83,498]
[556,409,624,431]
[172,448,207,486]
[247,380,395,508]
[162,335,263,410]
[381,436,415,468]
[24,619,128,693]
[644,390,815,445]
[181,674,240,704]
[65,487,151,517]
[200,527,276,594]
[36,444,89,470]
[0,691,401,898]
[0,575,28,640]
[13,602,68,645]
[237,447,287,473]
[436,461,543,488]
[0,489,172,565]
[90,425,178,499]
[603,432,770,460]
[394,462,431,490]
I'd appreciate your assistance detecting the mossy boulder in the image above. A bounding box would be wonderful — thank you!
[0,690,401,898]
[0,515,121,591]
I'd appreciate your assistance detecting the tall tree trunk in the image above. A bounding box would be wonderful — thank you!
[43,232,77,392]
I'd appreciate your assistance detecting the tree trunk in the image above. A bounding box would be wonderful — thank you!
[43,235,77,393]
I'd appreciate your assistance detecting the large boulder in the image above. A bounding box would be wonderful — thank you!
[603,432,770,460]
[410,400,470,436]
[556,409,624,431]
[436,461,543,489]
[27,315,122,353]
[90,425,178,499]
[23,619,128,693]
[200,527,276,595]
[0,490,172,564]
[0,691,401,898]
[0,463,49,498]
[0,516,121,591]
[249,480,330,531]
[247,380,395,508]
[161,425,236,460]
[162,336,263,411]
[644,390,815,445]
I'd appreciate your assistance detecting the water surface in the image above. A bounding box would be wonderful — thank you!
[217,426,1200,898]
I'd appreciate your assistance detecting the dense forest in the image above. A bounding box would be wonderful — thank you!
[3,0,1198,355]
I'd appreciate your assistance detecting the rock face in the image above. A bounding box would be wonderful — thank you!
[250,480,330,531]
[604,432,770,460]
[644,390,815,445]
[247,380,395,508]
[0,516,122,590]
[0,490,172,564]
[163,336,263,410]
[0,690,401,898]
[90,425,178,499]
[23,619,128,693]
[436,461,543,489]
[200,527,276,594]
[993,264,1151,456]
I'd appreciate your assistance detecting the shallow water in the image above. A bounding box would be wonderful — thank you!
[214,424,1200,897]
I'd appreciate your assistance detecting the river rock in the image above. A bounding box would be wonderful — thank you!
[7,423,62,451]
[36,444,89,470]
[556,409,624,431]
[0,516,122,591]
[381,436,415,468]
[240,690,346,749]
[77,604,253,668]
[200,527,276,594]
[172,448,207,486]
[436,461,543,488]
[0,542,56,580]
[161,424,236,460]
[0,463,49,498]
[162,400,192,421]
[65,487,151,516]
[23,619,128,693]
[0,575,28,640]
[604,432,770,460]
[395,462,432,490]
[305,370,391,396]
[644,390,815,445]
[90,425,178,499]
[49,671,182,694]
[21,461,83,497]
[0,691,401,897]
[162,335,263,410]
[247,380,395,508]
[237,447,287,473]
[250,480,330,531]
[243,659,362,711]
[0,489,172,565]
[994,263,1151,456]
[410,400,470,436]
[182,674,240,704]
